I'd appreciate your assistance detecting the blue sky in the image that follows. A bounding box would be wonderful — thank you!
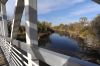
[6,0,100,26]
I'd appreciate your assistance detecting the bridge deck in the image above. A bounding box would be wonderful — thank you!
[0,47,8,66]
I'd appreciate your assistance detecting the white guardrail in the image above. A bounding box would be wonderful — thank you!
[0,36,39,66]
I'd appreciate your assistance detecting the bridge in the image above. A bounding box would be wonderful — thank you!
[0,0,99,66]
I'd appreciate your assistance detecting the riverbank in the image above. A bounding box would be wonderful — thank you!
[38,32,52,40]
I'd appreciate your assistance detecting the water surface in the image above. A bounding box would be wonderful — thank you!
[39,33,80,57]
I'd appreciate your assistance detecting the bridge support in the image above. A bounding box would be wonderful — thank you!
[24,0,38,66]
[11,0,24,39]
[1,3,8,37]
[24,0,49,66]
[92,0,100,4]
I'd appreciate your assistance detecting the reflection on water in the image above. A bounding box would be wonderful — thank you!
[39,33,80,57]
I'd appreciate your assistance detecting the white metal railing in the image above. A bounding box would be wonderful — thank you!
[0,36,39,66]
[0,37,11,62]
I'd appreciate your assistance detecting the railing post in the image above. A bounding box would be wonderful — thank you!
[24,0,38,66]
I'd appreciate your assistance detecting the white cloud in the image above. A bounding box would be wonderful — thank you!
[38,0,85,15]
[70,3,100,16]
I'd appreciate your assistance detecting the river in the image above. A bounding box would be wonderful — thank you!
[39,33,81,58]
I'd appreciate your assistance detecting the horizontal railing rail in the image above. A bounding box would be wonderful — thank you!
[0,35,99,66]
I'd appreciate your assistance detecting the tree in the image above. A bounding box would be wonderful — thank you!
[79,17,87,23]
[59,23,64,28]
[37,21,43,32]
[37,21,53,33]
[91,15,100,39]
